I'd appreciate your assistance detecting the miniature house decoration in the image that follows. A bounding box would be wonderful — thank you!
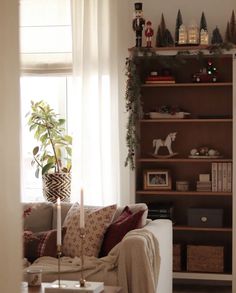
[200,29,209,45]
[178,24,187,45]
[187,21,199,44]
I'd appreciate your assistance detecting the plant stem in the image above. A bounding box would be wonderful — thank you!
[47,128,61,172]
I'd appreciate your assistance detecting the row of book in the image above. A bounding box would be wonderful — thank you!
[211,162,232,192]
[148,204,173,220]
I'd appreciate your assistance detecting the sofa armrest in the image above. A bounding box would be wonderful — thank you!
[145,219,173,293]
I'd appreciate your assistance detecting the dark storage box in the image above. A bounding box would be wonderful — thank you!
[187,245,224,273]
[173,244,181,271]
[187,208,223,227]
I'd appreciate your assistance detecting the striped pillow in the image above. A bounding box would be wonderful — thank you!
[24,227,66,263]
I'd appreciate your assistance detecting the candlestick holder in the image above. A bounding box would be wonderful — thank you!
[74,227,86,288]
[50,245,66,289]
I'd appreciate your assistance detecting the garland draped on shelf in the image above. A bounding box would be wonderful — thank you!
[124,56,142,170]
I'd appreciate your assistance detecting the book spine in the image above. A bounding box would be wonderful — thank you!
[217,162,222,192]
[222,162,228,192]
[211,162,218,192]
[227,162,232,192]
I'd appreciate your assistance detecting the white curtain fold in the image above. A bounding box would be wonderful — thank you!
[70,0,120,206]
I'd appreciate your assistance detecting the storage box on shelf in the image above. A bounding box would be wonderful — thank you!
[131,46,234,284]
[187,245,224,273]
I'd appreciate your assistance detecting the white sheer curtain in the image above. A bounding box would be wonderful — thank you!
[70,0,120,206]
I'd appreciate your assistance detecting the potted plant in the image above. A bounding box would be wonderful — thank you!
[27,100,72,203]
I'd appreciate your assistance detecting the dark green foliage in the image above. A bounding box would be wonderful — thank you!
[230,10,236,42]
[175,9,183,44]
[124,57,142,169]
[211,27,223,44]
[225,22,231,42]
[163,29,174,47]
[156,25,162,47]
[156,14,174,47]
[200,12,207,31]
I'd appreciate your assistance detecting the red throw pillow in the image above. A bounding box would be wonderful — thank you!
[24,227,66,263]
[99,207,145,257]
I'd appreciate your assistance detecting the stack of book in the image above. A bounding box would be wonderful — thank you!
[145,75,175,84]
[196,181,212,191]
[211,162,232,192]
[196,174,211,191]
[148,204,173,220]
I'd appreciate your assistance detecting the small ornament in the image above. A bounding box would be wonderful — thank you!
[145,21,154,48]
[200,29,209,45]
[178,24,187,45]
[132,3,145,47]
[190,149,198,156]
[153,132,177,157]
[187,21,199,45]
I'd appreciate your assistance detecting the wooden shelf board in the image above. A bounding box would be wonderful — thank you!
[138,158,232,163]
[173,226,232,232]
[140,119,232,123]
[136,190,232,196]
[142,82,232,87]
[173,272,232,281]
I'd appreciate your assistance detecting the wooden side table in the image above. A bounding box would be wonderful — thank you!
[22,282,122,293]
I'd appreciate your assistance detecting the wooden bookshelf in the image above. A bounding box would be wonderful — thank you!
[132,49,234,282]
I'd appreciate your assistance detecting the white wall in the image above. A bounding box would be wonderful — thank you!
[117,0,236,204]
[0,1,22,292]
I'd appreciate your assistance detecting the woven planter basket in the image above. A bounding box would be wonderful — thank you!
[42,173,71,203]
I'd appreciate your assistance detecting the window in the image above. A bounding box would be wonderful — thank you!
[20,0,73,202]
[20,76,72,202]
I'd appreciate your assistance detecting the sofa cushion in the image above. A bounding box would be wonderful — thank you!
[62,203,117,258]
[23,202,53,232]
[24,227,67,263]
[112,203,148,227]
[99,206,145,257]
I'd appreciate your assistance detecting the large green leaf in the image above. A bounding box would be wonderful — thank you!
[42,162,55,175]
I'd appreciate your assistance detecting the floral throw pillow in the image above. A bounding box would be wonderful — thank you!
[62,203,117,258]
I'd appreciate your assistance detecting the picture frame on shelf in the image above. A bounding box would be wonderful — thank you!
[143,169,172,190]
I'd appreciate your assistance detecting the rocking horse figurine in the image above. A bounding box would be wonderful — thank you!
[153,132,178,157]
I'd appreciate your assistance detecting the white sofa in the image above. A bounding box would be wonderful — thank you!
[23,202,172,293]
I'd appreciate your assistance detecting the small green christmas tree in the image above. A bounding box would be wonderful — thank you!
[156,25,162,47]
[175,9,183,44]
[230,10,236,43]
[211,27,223,44]
[163,29,174,46]
[156,13,174,47]
[200,12,207,31]
[225,22,231,42]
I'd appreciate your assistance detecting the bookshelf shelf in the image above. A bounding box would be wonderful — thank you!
[140,119,232,123]
[173,226,232,232]
[136,190,232,196]
[138,158,232,163]
[141,82,232,88]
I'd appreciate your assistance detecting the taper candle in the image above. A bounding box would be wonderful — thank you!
[57,197,62,245]
[80,189,85,229]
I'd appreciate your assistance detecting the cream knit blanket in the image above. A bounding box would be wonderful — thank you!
[24,228,160,293]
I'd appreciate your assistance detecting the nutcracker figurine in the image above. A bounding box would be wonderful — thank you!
[132,2,145,47]
[145,21,154,47]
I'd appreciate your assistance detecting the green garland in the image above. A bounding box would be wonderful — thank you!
[124,56,142,169]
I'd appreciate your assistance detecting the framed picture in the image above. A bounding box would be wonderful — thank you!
[143,169,172,190]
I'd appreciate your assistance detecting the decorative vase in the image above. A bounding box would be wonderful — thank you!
[42,173,71,203]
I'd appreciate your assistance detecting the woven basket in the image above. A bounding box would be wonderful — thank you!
[42,173,71,203]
